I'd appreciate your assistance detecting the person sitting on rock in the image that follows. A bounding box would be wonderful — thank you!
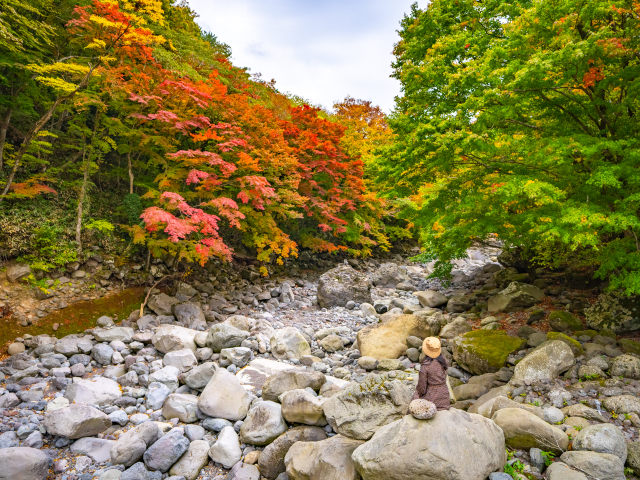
[409,337,451,411]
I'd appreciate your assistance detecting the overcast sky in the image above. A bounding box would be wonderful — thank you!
[189,0,422,113]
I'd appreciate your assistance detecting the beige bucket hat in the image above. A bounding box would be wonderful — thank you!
[422,337,441,358]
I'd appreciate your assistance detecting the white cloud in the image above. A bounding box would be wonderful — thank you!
[188,0,421,113]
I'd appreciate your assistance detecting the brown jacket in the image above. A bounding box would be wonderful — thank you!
[411,356,451,411]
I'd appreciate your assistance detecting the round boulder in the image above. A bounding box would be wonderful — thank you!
[352,409,506,480]
[0,447,52,480]
[452,330,526,375]
[239,401,287,446]
[44,404,111,439]
[317,264,373,308]
[572,423,627,463]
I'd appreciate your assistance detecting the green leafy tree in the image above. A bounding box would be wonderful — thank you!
[381,0,640,292]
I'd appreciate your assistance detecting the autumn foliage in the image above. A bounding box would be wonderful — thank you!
[0,0,390,270]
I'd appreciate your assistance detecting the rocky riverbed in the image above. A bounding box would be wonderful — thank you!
[2,247,640,480]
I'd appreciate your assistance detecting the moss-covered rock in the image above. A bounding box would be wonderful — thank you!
[575,330,599,339]
[547,332,584,356]
[452,330,527,375]
[585,293,640,334]
[619,339,640,355]
[548,311,583,333]
[599,328,618,339]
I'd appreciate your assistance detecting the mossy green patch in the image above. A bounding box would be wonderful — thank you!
[575,330,599,338]
[1,287,144,355]
[548,311,583,333]
[452,330,527,375]
[618,339,640,355]
[599,329,617,339]
[547,332,584,356]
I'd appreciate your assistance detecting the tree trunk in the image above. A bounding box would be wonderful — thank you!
[128,150,134,194]
[75,143,89,253]
[0,109,12,172]
[0,66,96,204]
[76,111,100,253]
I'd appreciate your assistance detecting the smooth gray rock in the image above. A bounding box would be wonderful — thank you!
[546,462,588,480]
[0,431,19,449]
[197,368,252,421]
[352,410,507,480]
[560,451,625,480]
[184,425,205,442]
[148,293,180,316]
[143,430,190,473]
[146,382,172,410]
[220,347,252,368]
[93,327,135,343]
[239,401,288,446]
[163,349,197,372]
[121,462,162,480]
[208,426,242,469]
[92,344,114,365]
[169,440,209,480]
[173,303,206,330]
[111,421,164,467]
[371,263,410,288]
[206,324,249,353]
[152,324,198,353]
[227,462,260,480]
[0,393,20,409]
[511,341,575,385]
[6,264,31,283]
[183,362,217,390]
[203,418,233,432]
[285,434,363,480]
[572,423,628,463]
[0,447,52,480]
[44,404,111,439]
[259,426,327,479]
[162,394,199,423]
[65,377,122,406]
[71,437,116,463]
[109,410,129,427]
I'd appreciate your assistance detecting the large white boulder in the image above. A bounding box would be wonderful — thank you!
[510,341,574,385]
[352,409,506,480]
[572,424,628,463]
[64,377,122,406]
[492,408,569,454]
[197,368,252,421]
[152,324,198,353]
[285,434,364,480]
[162,348,197,372]
[270,327,311,360]
[322,371,414,440]
[44,404,111,439]
[0,447,52,480]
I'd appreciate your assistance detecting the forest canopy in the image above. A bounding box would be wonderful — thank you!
[378,0,640,293]
[0,0,396,275]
